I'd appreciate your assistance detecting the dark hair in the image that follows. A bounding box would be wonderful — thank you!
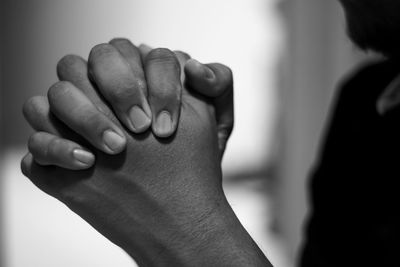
[340,0,400,58]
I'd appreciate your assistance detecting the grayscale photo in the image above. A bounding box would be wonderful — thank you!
[1,0,400,266]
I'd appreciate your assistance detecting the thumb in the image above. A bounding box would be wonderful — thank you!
[184,59,234,157]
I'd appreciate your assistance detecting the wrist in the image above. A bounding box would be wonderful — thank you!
[128,194,272,267]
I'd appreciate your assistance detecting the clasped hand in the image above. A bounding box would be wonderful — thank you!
[20,39,242,266]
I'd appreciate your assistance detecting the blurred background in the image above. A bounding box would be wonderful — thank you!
[0,0,369,266]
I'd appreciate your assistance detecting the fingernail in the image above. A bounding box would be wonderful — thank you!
[155,111,172,137]
[129,106,151,132]
[102,130,126,153]
[73,149,95,166]
[188,59,214,80]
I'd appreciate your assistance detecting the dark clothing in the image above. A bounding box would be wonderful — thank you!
[301,60,400,267]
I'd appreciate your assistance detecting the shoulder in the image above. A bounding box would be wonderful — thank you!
[337,59,400,103]
[314,59,400,162]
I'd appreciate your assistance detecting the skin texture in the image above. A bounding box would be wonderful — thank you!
[22,41,271,266]
[23,40,234,170]
[22,2,400,264]
[20,3,400,266]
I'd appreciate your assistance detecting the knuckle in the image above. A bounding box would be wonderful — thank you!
[108,87,133,104]
[108,78,146,104]
[57,54,82,73]
[28,133,49,158]
[60,183,90,207]
[57,55,87,81]
[89,43,115,61]
[108,82,135,103]
[150,82,181,100]
[147,48,178,64]
[23,96,45,118]
[81,111,105,132]
[47,137,63,156]
[27,133,40,151]
[109,37,131,46]
[149,47,172,57]
[61,190,83,206]
[135,78,147,93]
[96,104,115,120]
[48,81,73,104]
[174,50,190,60]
